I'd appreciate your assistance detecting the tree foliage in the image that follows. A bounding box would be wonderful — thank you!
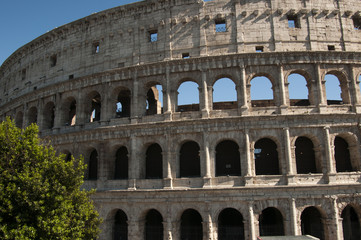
[0,118,101,240]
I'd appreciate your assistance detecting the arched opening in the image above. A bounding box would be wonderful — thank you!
[212,78,237,110]
[259,207,284,236]
[87,149,98,180]
[15,111,23,128]
[65,152,72,162]
[89,93,101,122]
[180,209,203,240]
[146,144,163,179]
[113,209,128,240]
[342,205,361,240]
[218,208,245,240]
[334,136,353,172]
[215,140,241,176]
[177,81,199,112]
[116,89,131,118]
[254,138,279,175]
[325,74,343,105]
[301,207,325,240]
[288,73,310,106]
[145,209,163,240]
[146,84,163,115]
[179,141,201,178]
[63,97,76,126]
[250,76,274,107]
[43,102,55,129]
[28,107,38,125]
[114,147,128,180]
[295,137,318,174]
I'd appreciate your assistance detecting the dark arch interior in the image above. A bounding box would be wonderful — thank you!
[218,208,244,240]
[180,141,201,177]
[334,136,353,172]
[216,140,241,176]
[116,89,131,118]
[145,209,163,240]
[342,205,361,240]
[114,147,128,179]
[66,99,76,126]
[259,207,284,236]
[113,210,128,240]
[65,153,72,162]
[88,150,98,180]
[295,137,317,174]
[43,102,55,129]
[90,93,101,122]
[146,86,162,115]
[254,138,279,175]
[28,107,38,125]
[15,112,23,128]
[146,144,163,179]
[301,207,324,240]
[181,209,203,240]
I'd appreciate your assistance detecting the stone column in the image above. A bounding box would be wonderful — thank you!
[37,98,44,130]
[289,198,299,235]
[76,89,85,125]
[131,71,139,123]
[164,134,174,189]
[328,196,343,240]
[238,65,249,115]
[348,65,361,113]
[163,65,173,120]
[283,128,296,182]
[244,130,253,185]
[315,64,326,107]
[203,132,212,187]
[203,212,214,240]
[324,126,335,174]
[54,93,62,128]
[128,135,138,190]
[200,70,210,118]
[128,220,141,240]
[248,202,256,240]
[278,65,288,112]
[100,85,110,123]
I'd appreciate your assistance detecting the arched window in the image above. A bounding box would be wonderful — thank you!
[28,106,38,125]
[113,210,128,240]
[116,89,131,118]
[295,137,318,174]
[218,208,244,240]
[43,102,55,129]
[15,111,23,128]
[254,138,279,175]
[62,97,76,126]
[325,74,342,105]
[145,209,163,240]
[177,81,199,112]
[89,93,101,122]
[179,141,201,177]
[114,147,128,180]
[146,84,163,115]
[334,136,353,172]
[288,73,310,106]
[88,150,98,180]
[146,144,163,179]
[215,140,241,176]
[212,78,237,110]
[251,76,274,107]
[181,209,203,240]
[259,207,284,236]
[342,205,361,240]
[301,207,325,240]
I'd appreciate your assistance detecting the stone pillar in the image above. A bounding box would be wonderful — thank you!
[100,86,110,123]
[289,198,299,235]
[76,90,85,125]
[200,70,210,118]
[131,71,139,122]
[248,202,256,240]
[203,213,214,240]
[54,93,62,128]
[244,130,253,185]
[163,66,173,120]
[283,128,296,183]
[128,135,138,190]
[164,134,174,189]
[278,65,288,113]
[164,219,173,240]
[328,196,343,240]
[315,64,326,107]
[238,65,249,115]
[128,220,141,240]
[203,132,212,187]
[348,65,361,113]
[324,126,336,175]
[38,98,44,130]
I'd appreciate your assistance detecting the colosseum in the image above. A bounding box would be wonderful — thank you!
[1,0,361,239]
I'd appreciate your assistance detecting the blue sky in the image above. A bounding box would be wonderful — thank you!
[0,0,343,103]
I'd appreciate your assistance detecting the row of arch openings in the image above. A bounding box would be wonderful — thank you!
[112,205,360,240]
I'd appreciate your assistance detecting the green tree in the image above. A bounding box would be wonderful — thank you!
[0,118,101,240]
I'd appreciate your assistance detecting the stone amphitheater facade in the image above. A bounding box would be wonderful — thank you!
[1,0,361,239]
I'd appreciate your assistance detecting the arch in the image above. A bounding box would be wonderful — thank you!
[62,97,76,126]
[27,106,38,125]
[113,209,128,240]
[177,81,200,112]
[145,143,163,179]
[145,209,163,240]
[301,206,325,240]
[114,146,128,180]
[65,152,73,162]
[179,141,201,178]
[87,149,98,180]
[86,92,101,123]
[295,136,318,174]
[15,111,23,128]
[43,101,55,129]
[180,209,203,240]
[218,208,245,240]
[250,76,274,107]
[115,88,131,118]
[259,207,284,236]
[215,140,241,176]
[212,78,237,110]
[287,73,310,106]
[324,73,350,105]
[146,84,163,115]
[254,138,279,175]
[341,205,361,240]
[334,136,353,172]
